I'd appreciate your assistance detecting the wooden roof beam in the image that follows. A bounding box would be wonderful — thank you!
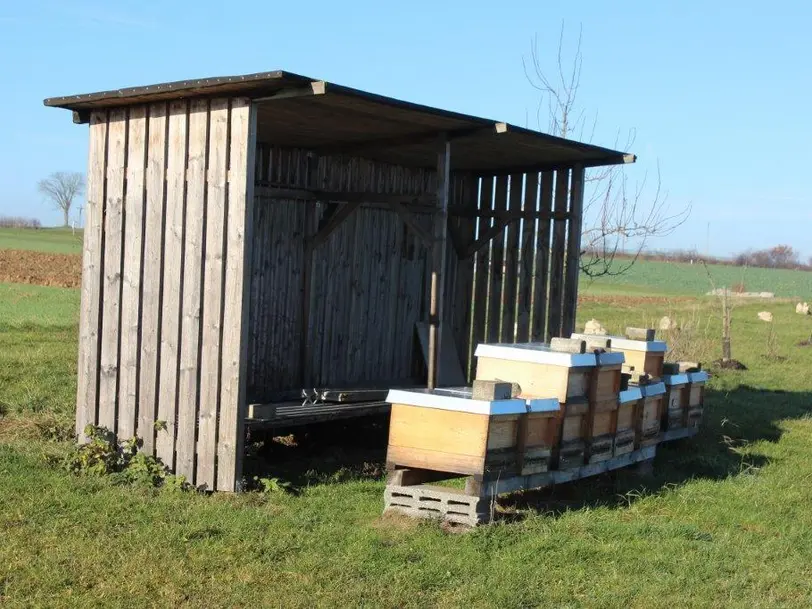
[253,80,326,102]
[311,123,507,156]
[254,185,436,206]
[480,153,636,177]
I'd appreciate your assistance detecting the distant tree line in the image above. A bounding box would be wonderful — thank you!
[0,216,42,229]
[584,244,812,271]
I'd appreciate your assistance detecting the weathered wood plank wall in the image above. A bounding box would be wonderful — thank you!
[75,98,256,491]
[247,148,584,398]
[248,148,439,399]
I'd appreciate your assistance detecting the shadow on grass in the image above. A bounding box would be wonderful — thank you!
[242,415,390,489]
[241,383,812,519]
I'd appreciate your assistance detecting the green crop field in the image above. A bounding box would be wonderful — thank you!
[3,274,812,607]
[582,258,812,299]
[4,227,812,300]
[0,227,83,255]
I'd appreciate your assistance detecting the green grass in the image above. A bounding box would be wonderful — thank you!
[0,227,83,254]
[3,283,812,606]
[582,258,812,298]
[0,283,80,328]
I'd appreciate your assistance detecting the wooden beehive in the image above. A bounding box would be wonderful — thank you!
[521,398,562,475]
[662,373,690,430]
[615,387,642,456]
[385,388,559,478]
[573,333,667,381]
[474,343,595,403]
[584,352,626,463]
[638,382,665,446]
[686,370,709,429]
[474,343,600,470]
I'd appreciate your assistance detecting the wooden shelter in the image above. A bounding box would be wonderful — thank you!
[44,70,634,491]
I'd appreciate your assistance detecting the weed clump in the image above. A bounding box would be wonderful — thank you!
[59,425,189,490]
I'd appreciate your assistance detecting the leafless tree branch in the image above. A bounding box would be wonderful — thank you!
[523,21,691,277]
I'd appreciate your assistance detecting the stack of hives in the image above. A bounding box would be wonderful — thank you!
[572,327,710,439]
[383,328,709,525]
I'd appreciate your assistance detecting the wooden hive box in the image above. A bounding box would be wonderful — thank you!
[638,382,666,446]
[385,388,559,478]
[520,398,562,475]
[585,351,626,464]
[615,387,642,456]
[662,373,690,430]
[574,333,667,381]
[474,343,598,470]
[686,370,709,429]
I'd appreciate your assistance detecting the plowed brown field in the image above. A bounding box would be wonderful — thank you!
[0,249,81,288]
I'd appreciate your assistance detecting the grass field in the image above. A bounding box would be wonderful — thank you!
[4,227,810,299]
[3,271,812,607]
[581,258,812,299]
[0,227,83,255]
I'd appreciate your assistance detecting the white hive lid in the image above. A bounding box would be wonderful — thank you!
[663,373,690,386]
[687,371,710,383]
[619,387,643,403]
[595,351,626,366]
[640,382,666,397]
[474,342,597,368]
[571,333,668,353]
[526,397,560,412]
[386,387,527,415]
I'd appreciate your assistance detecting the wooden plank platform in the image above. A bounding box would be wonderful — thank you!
[478,445,656,497]
[660,426,698,442]
[245,400,390,428]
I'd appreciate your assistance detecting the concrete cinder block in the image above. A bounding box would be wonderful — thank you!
[384,485,492,526]
[583,336,611,351]
[625,327,656,341]
[550,337,587,354]
[471,379,513,401]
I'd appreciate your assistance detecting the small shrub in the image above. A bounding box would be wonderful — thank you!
[253,476,295,494]
[60,425,189,489]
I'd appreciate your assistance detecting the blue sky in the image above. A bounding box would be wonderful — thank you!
[0,0,809,258]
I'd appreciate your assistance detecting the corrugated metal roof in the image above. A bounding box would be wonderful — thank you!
[43,70,635,173]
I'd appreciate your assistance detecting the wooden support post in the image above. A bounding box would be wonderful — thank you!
[546,168,570,341]
[428,136,451,390]
[562,164,585,336]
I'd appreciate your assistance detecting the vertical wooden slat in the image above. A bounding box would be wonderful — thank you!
[515,172,538,342]
[453,173,476,375]
[547,168,570,341]
[502,173,523,343]
[176,100,209,482]
[76,111,108,439]
[427,137,450,389]
[138,103,167,454]
[531,171,553,342]
[156,100,189,467]
[117,106,147,440]
[98,109,127,432]
[197,99,229,489]
[469,176,492,376]
[562,164,585,336]
[217,98,256,491]
[487,175,508,343]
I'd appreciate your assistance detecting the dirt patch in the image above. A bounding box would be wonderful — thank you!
[713,359,748,370]
[578,294,693,307]
[0,249,81,288]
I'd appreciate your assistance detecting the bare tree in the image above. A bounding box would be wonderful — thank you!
[38,172,85,228]
[523,23,690,277]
